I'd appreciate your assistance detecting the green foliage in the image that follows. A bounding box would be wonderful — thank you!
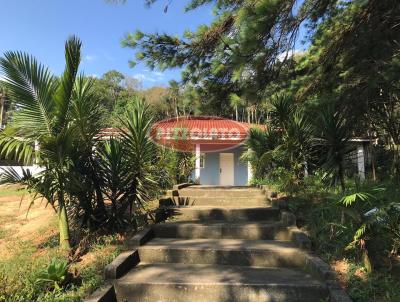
[242,127,281,179]
[243,93,316,184]
[346,267,400,302]
[314,105,354,191]
[339,192,376,207]
[0,36,95,249]
[35,259,68,291]
[270,175,400,279]
[0,232,121,302]
[0,186,27,197]
[124,0,400,184]
[257,167,302,196]
[91,70,140,125]
[0,39,163,248]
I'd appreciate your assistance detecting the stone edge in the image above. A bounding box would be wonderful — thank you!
[304,253,352,302]
[173,183,193,190]
[84,281,116,302]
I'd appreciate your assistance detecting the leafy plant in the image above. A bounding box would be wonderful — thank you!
[314,105,354,191]
[95,100,159,228]
[339,192,376,207]
[339,186,400,272]
[35,259,69,291]
[0,37,92,249]
[0,38,162,245]
[241,127,280,179]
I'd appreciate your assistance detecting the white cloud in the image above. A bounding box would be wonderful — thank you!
[89,74,99,78]
[153,71,165,78]
[133,73,157,83]
[277,49,305,62]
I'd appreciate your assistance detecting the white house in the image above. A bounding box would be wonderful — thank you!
[151,116,253,186]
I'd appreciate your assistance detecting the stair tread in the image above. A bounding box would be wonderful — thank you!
[168,205,277,209]
[176,196,266,198]
[157,220,284,226]
[139,238,298,252]
[118,263,324,287]
[180,186,260,190]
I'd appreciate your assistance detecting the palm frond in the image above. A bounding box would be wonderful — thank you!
[71,75,103,141]
[0,51,56,136]
[54,36,82,131]
[0,128,35,164]
[269,93,294,129]
[120,98,155,166]
[339,192,376,207]
[0,166,34,184]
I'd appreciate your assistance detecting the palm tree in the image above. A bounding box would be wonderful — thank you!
[0,85,6,128]
[279,110,314,177]
[119,99,158,213]
[229,93,243,121]
[0,36,96,249]
[269,93,295,131]
[241,127,281,179]
[168,80,180,118]
[315,105,354,191]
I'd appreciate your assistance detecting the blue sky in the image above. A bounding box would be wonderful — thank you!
[0,0,214,88]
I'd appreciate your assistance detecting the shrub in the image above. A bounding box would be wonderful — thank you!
[35,259,69,291]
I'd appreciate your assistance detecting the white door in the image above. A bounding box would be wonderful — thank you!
[219,153,234,186]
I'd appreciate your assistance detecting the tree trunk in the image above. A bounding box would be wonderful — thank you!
[0,95,4,128]
[338,161,346,192]
[58,191,71,250]
[90,157,105,213]
[174,98,178,118]
[235,106,238,121]
[338,160,346,224]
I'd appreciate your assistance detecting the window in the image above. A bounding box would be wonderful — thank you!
[200,153,206,168]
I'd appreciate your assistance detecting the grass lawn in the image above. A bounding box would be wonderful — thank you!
[0,184,126,302]
[0,186,27,197]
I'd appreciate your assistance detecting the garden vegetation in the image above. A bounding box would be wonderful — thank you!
[0,0,399,300]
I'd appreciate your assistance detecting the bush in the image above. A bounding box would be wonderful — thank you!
[252,167,303,195]
[35,259,69,291]
[273,175,400,301]
[346,266,400,302]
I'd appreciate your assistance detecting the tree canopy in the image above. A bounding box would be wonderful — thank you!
[123,0,399,122]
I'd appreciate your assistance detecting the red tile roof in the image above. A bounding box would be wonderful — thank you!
[98,117,266,152]
[152,116,252,141]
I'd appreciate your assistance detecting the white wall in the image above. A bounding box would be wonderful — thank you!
[0,165,44,178]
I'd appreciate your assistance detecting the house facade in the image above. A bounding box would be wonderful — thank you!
[151,117,252,186]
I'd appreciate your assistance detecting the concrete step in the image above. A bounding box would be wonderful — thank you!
[166,206,280,222]
[169,196,269,207]
[138,238,306,267]
[178,188,266,198]
[181,185,260,190]
[114,263,328,302]
[153,221,293,240]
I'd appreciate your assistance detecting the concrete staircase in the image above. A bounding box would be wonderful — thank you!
[88,185,349,302]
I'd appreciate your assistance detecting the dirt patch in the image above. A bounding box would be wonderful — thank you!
[0,187,57,258]
[77,245,117,268]
[331,259,367,288]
